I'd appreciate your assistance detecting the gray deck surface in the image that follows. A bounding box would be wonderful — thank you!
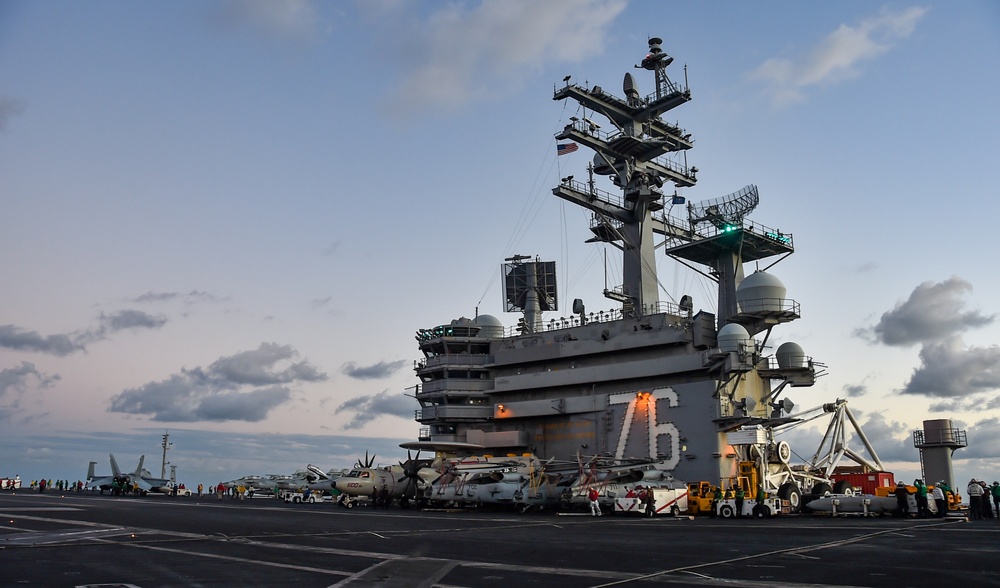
[1,492,997,587]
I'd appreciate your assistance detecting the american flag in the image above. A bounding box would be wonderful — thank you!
[556,142,579,156]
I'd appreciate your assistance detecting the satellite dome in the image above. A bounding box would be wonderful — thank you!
[475,314,504,337]
[736,271,786,313]
[775,342,805,369]
[718,323,750,353]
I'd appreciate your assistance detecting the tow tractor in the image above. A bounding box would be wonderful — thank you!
[280,489,325,503]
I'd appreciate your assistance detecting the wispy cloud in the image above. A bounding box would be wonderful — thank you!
[109,343,327,422]
[335,389,415,430]
[748,6,928,106]
[0,309,169,356]
[0,362,60,422]
[0,95,27,131]
[382,0,626,117]
[214,0,323,42]
[341,360,407,380]
[0,325,87,356]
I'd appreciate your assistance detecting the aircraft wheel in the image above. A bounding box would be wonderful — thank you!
[778,483,802,513]
[719,504,735,518]
[345,500,354,509]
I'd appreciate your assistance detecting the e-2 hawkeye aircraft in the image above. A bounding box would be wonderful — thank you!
[330,451,437,508]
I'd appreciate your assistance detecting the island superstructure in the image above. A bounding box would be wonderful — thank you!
[407,38,858,506]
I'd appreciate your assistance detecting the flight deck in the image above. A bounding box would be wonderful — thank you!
[1,491,996,587]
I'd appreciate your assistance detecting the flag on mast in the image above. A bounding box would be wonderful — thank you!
[556,142,579,156]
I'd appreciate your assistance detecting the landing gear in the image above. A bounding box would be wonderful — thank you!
[778,483,802,514]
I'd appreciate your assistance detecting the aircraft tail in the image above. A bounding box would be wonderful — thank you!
[87,461,97,481]
[110,454,122,477]
[131,456,153,492]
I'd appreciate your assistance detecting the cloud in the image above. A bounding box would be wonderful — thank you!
[134,290,225,304]
[341,359,407,380]
[0,95,27,131]
[843,383,867,397]
[0,325,86,356]
[98,310,168,332]
[852,412,918,463]
[901,337,1000,399]
[335,389,416,430]
[215,0,322,41]
[959,417,1000,459]
[109,343,326,422]
[384,0,626,116]
[0,309,170,356]
[860,277,994,346]
[0,362,60,422]
[748,6,927,106]
[207,342,327,386]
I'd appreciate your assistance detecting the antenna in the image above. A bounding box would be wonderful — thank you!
[688,185,759,231]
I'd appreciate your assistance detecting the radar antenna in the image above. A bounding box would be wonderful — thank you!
[688,185,759,231]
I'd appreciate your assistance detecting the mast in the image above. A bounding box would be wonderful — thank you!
[553,37,696,318]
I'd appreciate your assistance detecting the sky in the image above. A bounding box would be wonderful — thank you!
[2,0,1000,491]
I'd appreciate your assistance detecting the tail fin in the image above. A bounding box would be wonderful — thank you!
[134,455,145,479]
[87,461,97,481]
[110,454,122,477]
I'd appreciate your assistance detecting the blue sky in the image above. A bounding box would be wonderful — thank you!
[2,1,999,489]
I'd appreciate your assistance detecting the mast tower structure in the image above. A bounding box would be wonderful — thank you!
[553,37,696,318]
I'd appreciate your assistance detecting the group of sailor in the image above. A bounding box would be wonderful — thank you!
[965,478,1000,520]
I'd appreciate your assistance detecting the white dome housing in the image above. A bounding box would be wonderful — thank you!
[718,323,750,353]
[775,341,805,368]
[475,314,504,338]
[736,271,786,313]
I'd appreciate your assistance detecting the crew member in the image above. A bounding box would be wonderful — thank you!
[991,481,1000,519]
[931,482,946,517]
[734,486,744,518]
[914,479,929,518]
[967,479,984,520]
[588,487,601,516]
[893,481,909,517]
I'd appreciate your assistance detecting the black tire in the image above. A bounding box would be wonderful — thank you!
[778,483,803,514]
[833,480,853,495]
[756,504,772,519]
[719,504,735,518]
[345,500,354,509]
[671,506,680,517]
[811,482,833,497]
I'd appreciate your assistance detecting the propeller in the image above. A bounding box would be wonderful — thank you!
[355,451,376,469]
[395,450,425,505]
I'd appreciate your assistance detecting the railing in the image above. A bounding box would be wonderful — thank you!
[658,210,794,250]
[913,428,968,448]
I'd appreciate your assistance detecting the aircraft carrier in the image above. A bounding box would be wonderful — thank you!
[406,38,866,507]
[2,491,998,587]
